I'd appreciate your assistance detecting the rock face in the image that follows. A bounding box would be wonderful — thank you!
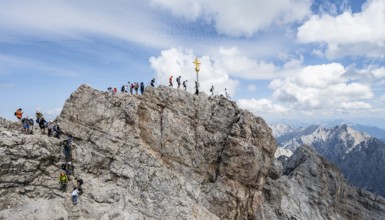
[0,85,276,219]
[1,85,385,220]
[273,124,385,197]
[262,145,385,220]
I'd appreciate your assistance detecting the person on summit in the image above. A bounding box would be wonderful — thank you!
[210,85,214,96]
[35,111,43,124]
[176,76,181,88]
[28,117,35,134]
[150,78,155,87]
[140,82,145,95]
[14,108,23,122]
[183,80,187,91]
[21,116,30,134]
[169,76,173,87]
[134,82,139,95]
[39,117,47,134]
[59,172,68,192]
[195,81,199,95]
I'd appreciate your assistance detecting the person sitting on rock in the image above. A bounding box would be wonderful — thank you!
[59,172,68,192]
[150,78,155,87]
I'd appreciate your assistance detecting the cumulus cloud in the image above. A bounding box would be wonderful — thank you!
[214,47,301,80]
[269,63,373,110]
[152,0,312,36]
[46,107,63,118]
[149,48,239,96]
[297,0,385,58]
[238,98,288,114]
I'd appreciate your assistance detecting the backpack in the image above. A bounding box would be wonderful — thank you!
[14,112,16,116]
[61,164,66,170]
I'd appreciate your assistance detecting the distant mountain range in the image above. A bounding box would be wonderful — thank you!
[270,123,385,197]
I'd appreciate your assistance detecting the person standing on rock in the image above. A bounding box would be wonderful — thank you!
[169,76,173,87]
[64,138,72,162]
[176,76,181,88]
[28,117,34,134]
[140,82,145,95]
[210,85,214,96]
[47,121,54,137]
[134,82,139,95]
[71,187,80,204]
[35,111,43,124]
[59,172,68,192]
[183,80,187,91]
[225,88,230,99]
[39,117,47,134]
[195,81,199,95]
[130,83,134,95]
[21,116,30,134]
[121,85,126,93]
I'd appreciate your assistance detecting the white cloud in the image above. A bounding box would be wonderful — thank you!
[152,0,312,36]
[269,63,373,110]
[238,98,288,114]
[248,84,257,92]
[0,0,173,48]
[339,102,372,110]
[46,107,62,118]
[297,0,385,58]
[149,48,239,96]
[373,67,385,79]
[214,47,301,80]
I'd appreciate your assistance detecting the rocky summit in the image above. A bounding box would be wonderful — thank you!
[0,84,385,220]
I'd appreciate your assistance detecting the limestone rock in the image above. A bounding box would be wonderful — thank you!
[262,145,385,220]
[0,84,276,219]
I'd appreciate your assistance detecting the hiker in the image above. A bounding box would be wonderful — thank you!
[35,111,43,124]
[39,117,47,134]
[113,87,117,95]
[121,85,126,93]
[195,81,199,95]
[225,88,230,99]
[53,122,61,138]
[107,87,112,94]
[76,177,84,194]
[134,82,139,95]
[14,108,23,122]
[140,82,144,95]
[150,78,155,87]
[169,76,173,87]
[59,172,68,192]
[66,162,74,176]
[47,121,54,137]
[63,138,72,161]
[176,76,181,88]
[210,85,214,96]
[183,80,187,91]
[28,117,34,134]
[21,116,30,134]
[130,83,134,95]
[71,187,80,204]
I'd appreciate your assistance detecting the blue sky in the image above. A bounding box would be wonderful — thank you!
[1,0,385,128]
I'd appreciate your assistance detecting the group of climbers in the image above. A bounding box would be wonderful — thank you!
[14,109,62,137]
[108,81,146,96]
[59,135,84,205]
